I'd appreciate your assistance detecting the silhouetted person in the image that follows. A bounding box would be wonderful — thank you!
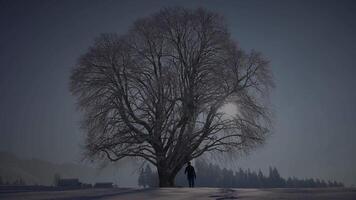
[184,161,196,187]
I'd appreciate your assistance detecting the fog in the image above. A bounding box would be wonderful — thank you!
[0,0,355,186]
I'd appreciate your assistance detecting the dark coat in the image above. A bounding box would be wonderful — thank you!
[184,165,196,179]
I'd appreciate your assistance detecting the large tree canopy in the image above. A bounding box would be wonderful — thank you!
[70,7,273,187]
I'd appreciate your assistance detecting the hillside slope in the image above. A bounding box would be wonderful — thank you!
[0,152,137,186]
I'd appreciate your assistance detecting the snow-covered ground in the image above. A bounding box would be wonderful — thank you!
[1,187,356,200]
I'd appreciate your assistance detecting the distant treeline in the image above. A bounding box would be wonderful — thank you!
[138,160,344,188]
[0,176,26,186]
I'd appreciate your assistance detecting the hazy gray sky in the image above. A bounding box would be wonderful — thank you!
[0,0,355,185]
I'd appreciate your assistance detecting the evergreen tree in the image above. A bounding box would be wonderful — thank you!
[138,168,146,188]
[53,173,61,187]
[257,170,265,188]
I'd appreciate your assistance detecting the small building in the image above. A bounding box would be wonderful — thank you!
[57,178,81,187]
[94,182,113,188]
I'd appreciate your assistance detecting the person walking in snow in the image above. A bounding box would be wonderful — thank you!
[184,161,196,187]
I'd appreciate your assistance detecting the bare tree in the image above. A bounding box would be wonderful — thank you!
[70,7,273,187]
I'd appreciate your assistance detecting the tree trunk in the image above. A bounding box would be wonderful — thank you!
[157,167,176,187]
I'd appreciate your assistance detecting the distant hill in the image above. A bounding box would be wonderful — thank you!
[0,152,137,186]
[0,151,95,185]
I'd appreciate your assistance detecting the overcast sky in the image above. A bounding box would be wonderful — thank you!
[0,0,355,186]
